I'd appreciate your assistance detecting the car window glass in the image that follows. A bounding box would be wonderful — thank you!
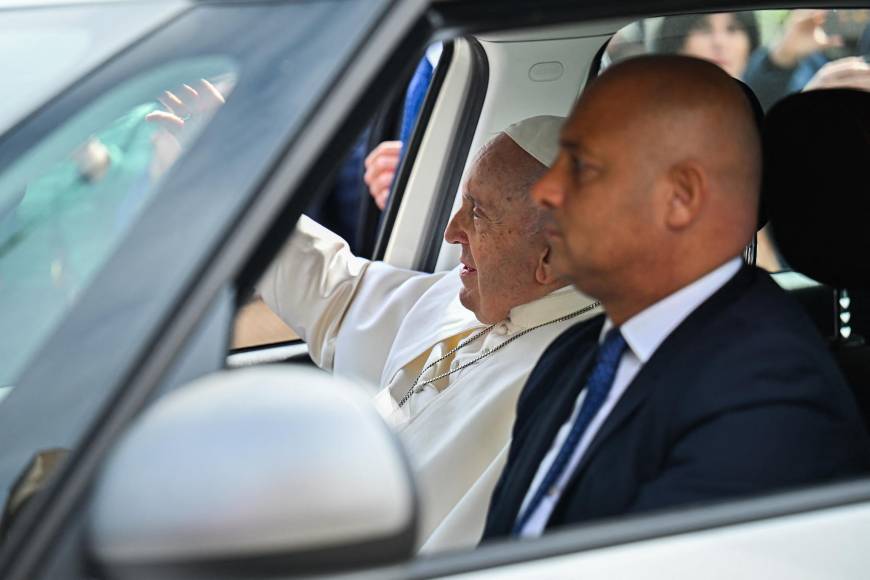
[604,9,870,273]
[0,2,187,136]
[0,0,396,554]
[306,42,443,256]
[0,58,237,390]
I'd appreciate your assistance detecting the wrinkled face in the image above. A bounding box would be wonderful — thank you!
[531,89,660,300]
[443,137,548,324]
[681,14,751,78]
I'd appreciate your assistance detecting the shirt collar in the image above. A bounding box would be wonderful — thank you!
[508,285,598,330]
[601,257,742,363]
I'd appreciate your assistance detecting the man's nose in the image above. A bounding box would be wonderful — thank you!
[444,210,469,245]
[532,166,564,210]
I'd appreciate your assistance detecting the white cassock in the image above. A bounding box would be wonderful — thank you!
[258,216,601,552]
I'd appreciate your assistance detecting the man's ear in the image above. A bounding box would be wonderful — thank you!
[665,161,706,230]
[535,245,557,285]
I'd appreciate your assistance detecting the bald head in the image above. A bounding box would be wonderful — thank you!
[580,55,761,222]
[532,55,763,324]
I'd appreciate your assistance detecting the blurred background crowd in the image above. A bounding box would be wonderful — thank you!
[607,9,870,109]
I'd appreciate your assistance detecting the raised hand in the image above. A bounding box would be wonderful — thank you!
[145,79,226,181]
[803,56,870,91]
[364,140,402,210]
[770,10,843,69]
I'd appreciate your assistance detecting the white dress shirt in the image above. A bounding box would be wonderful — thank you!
[517,257,742,537]
[258,216,601,551]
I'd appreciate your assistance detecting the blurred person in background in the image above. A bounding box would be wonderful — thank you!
[653,12,760,79]
[305,44,441,254]
[745,10,870,109]
[364,44,441,211]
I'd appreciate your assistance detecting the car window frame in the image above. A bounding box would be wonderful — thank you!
[372,40,466,265]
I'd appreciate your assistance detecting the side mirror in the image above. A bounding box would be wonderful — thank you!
[88,366,417,579]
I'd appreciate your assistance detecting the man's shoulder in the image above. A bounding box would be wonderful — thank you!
[540,313,605,361]
[650,266,849,411]
[665,265,826,356]
[711,266,830,357]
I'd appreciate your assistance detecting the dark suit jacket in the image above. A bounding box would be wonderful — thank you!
[483,265,870,540]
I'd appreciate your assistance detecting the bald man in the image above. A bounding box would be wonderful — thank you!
[482,56,870,541]
[258,117,600,552]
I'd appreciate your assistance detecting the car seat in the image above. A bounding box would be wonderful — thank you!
[763,88,870,429]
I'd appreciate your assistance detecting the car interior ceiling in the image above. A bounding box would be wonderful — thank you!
[763,87,870,431]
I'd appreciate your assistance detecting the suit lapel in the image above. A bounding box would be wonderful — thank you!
[555,265,758,497]
[521,345,599,467]
[494,320,602,531]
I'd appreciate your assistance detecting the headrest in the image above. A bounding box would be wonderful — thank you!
[764,89,870,288]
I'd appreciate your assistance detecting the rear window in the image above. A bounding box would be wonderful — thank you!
[606,10,870,112]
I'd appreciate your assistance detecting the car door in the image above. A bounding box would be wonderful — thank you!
[232,2,870,578]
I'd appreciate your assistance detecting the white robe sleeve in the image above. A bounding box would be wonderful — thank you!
[257,216,445,387]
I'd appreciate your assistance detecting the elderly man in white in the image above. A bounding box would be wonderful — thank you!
[257,116,600,552]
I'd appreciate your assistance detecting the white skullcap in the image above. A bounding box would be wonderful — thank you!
[503,115,565,168]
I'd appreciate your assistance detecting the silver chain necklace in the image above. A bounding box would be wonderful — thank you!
[397,301,601,408]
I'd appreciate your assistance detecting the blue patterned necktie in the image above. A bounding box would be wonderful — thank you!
[512,327,628,536]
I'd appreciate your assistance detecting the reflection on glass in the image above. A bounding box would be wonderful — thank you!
[0,65,236,388]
